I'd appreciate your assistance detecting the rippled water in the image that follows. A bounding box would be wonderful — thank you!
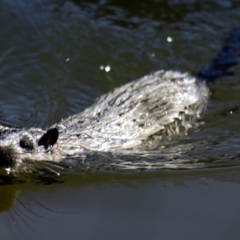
[0,0,240,239]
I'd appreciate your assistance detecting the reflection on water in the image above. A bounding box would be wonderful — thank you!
[1,168,240,239]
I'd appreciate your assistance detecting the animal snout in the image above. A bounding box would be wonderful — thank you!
[0,146,17,168]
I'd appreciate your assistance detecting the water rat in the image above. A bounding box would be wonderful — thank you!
[0,28,240,174]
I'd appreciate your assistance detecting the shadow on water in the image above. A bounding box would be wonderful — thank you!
[1,165,240,239]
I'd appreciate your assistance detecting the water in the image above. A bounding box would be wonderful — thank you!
[0,0,240,239]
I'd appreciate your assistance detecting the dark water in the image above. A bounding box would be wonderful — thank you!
[0,0,240,239]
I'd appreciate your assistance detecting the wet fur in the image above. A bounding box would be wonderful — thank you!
[0,28,240,173]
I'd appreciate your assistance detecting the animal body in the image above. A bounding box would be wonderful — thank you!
[0,28,240,173]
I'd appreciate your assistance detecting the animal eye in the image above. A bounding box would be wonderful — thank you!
[20,135,34,150]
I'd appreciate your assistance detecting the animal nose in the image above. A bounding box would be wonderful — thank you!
[0,146,16,168]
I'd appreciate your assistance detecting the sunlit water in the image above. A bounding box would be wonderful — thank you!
[0,0,240,239]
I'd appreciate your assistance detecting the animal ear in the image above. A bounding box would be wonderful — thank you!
[38,128,59,148]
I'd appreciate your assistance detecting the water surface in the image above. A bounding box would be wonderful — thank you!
[0,0,240,239]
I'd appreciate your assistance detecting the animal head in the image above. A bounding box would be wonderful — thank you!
[0,126,59,173]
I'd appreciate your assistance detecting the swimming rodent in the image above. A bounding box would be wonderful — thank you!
[0,28,240,174]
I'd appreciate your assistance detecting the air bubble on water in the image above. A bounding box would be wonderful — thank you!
[167,36,173,42]
[100,65,111,72]
[105,65,111,72]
